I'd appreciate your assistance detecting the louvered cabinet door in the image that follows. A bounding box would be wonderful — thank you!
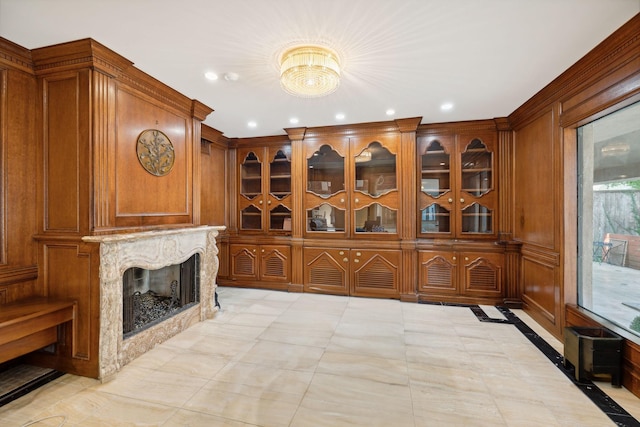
[350,249,400,298]
[418,251,458,295]
[460,252,504,297]
[259,245,290,283]
[230,244,259,280]
[303,248,349,295]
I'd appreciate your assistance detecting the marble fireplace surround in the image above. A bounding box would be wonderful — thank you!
[83,225,225,381]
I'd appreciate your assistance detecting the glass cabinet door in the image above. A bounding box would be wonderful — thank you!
[353,141,398,234]
[461,138,492,197]
[240,151,262,230]
[419,138,453,235]
[306,144,346,233]
[459,138,494,234]
[268,149,292,232]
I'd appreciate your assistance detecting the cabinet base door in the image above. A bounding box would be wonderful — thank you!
[303,248,348,295]
[351,250,400,298]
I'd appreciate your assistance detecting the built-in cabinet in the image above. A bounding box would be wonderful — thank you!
[418,249,504,302]
[237,144,292,233]
[418,131,498,239]
[229,244,290,287]
[303,248,400,298]
[221,119,512,304]
[304,133,400,238]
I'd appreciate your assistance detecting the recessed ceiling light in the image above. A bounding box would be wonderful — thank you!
[440,102,454,111]
[204,71,218,81]
[248,121,257,128]
[386,109,395,116]
[289,117,299,124]
[335,113,345,120]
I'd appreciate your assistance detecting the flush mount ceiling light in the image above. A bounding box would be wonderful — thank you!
[279,45,341,98]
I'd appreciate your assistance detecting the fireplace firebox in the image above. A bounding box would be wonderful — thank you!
[122,254,200,338]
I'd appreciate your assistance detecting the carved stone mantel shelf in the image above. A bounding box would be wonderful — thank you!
[82,225,225,381]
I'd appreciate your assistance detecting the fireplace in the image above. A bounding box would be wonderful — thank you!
[122,253,200,338]
[83,225,224,381]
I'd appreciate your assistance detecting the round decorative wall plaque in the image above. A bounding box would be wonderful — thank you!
[136,129,175,176]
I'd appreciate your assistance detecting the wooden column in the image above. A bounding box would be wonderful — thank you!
[395,117,421,301]
[285,127,307,292]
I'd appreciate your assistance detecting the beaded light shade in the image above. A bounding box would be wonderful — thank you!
[279,45,341,98]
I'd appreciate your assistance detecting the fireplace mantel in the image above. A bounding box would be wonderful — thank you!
[83,225,225,381]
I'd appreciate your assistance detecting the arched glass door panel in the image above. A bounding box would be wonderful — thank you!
[354,141,396,197]
[307,203,345,232]
[307,145,344,198]
[241,151,262,200]
[461,139,493,197]
[354,203,397,233]
[270,150,291,200]
[421,140,450,197]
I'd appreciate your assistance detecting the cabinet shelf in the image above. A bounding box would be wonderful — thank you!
[462,168,491,173]
[421,169,450,174]
[242,175,261,180]
[270,174,291,179]
[461,188,490,193]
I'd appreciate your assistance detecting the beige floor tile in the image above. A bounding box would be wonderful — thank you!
[183,380,301,427]
[303,372,413,414]
[316,350,409,385]
[92,365,207,407]
[213,361,314,395]
[164,408,255,426]
[292,395,415,427]
[327,333,406,360]
[237,340,325,371]
[258,325,334,347]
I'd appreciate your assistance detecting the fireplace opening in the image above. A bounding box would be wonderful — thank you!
[122,253,200,338]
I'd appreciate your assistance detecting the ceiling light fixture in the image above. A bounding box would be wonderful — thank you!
[279,45,341,98]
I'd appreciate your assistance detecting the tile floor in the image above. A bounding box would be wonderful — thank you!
[2,286,640,426]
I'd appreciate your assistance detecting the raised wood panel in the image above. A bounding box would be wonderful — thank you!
[43,72,90,233]
[42,243,96,362]
[0,57,42,306]
[513,110,556,248]
[200,141,227,226]
[521,254,558,326]
[114,88,191,221]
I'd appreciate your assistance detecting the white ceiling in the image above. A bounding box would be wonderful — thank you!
[1,0,639,138]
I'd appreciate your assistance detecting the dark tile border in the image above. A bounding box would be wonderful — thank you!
[0,369,64,408]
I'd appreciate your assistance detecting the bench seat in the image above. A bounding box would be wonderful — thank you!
[0,298,76,364]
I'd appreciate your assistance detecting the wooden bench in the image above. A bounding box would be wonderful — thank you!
[0,298,76,364]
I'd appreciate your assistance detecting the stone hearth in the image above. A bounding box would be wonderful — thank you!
[83,226,224,381]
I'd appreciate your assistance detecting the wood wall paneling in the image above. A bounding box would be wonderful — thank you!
[513,110,556,248]
[114,88,191,224]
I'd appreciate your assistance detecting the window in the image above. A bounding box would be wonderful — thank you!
[578,101,640,335]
